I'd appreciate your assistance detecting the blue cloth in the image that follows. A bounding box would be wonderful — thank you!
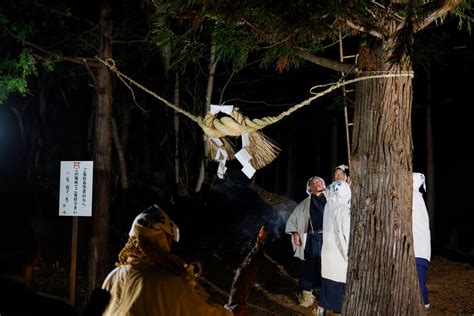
[309,194,326,232]
[416,257,429,305]
[319,277,345,313]
[299,256,322,291]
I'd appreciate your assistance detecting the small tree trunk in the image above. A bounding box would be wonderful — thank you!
[195,43,217,192]
[329,114,338,170]
[121,108,130,154]
[174,73,180,185]
[88,0,113,295]
[285,143,295,198]
[111,117,128,190]
[425,70,435,237]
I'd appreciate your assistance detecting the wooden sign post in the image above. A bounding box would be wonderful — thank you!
[59,161,93,305]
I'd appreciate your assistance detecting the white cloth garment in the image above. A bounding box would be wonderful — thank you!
[412,172,431,261]
[286,176,326,260]
[321,181,351,283]
[285,196,311,260]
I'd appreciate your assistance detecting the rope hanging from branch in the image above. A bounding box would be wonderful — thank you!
[95,57,414,170]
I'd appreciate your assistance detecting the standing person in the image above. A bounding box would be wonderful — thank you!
[319,180,351,315]
[0,216,78,316]
[412,172,431,310]
[102,204,235,316]
[333,164,350,183]
[326,164,351,202]
[285,176,327,308]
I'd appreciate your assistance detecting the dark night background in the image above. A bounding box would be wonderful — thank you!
[1,5,473,262]
[1,1,474,313]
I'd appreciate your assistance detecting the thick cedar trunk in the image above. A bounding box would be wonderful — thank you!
[343,37,422,315]
[88,0,113,295]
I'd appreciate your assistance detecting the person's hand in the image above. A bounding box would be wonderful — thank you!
[292,233,302,246]
[346,176,352,186]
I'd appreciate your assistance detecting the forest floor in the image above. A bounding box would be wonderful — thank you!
[32,243,474,315]
[31,186,474,315]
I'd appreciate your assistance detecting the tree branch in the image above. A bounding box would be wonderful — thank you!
[8,31,100,67]
[345,20,384,39]
[293,48,356,74]
[414,0,463,32]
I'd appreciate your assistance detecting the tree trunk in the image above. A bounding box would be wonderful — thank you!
[121,108,130,154]
[285,143,295,198]
[425,70,435,237]
[329,114,338,171]
[195,43,217,192]
[174,73,180,185]
[343,37,422,315]
[88,0,113,296]
[111,117,128,190]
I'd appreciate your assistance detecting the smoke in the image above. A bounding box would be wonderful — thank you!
[212,178,297,256]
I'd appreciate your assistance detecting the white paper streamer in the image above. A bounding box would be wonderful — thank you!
[210,104,234,115]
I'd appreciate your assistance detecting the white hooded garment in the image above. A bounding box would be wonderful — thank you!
[285,176,326,260]
[412,173,431,261]
[321,181,351,283]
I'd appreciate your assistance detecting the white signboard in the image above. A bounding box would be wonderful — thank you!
[59,161,93,217]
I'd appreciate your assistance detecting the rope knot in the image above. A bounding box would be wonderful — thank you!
[105,58,116,71]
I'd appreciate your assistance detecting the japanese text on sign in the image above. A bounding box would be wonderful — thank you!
[59,161,93,217]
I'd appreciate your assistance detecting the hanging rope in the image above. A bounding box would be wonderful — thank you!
[96,57,414,169]
[96,57,413,136]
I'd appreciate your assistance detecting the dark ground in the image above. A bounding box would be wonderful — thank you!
[31,186,474,315]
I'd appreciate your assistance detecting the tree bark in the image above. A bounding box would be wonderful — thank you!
[111,117,128,190]
[174,73,180,185]
[285,143,295,198]
[195,43,217,192]
[88,0,113,296]
[343,36,422,314]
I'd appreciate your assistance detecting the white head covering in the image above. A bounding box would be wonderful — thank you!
[413,172,426,192]
[306,176,326,195]
[328,180,351,206]
[335,164,349,172]
[129,204,180,243]
[333,164,349,181]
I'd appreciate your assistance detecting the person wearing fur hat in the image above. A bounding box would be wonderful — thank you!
[101,205,233,316]
[285,176,327,308]
[318,180,351,315]
[412,172,431,310]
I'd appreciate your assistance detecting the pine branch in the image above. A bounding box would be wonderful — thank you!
[7,31,100,67]
[293,47,355,73]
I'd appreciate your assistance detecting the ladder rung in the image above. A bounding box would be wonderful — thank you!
[343,55,357,59]
[347,123,354,126]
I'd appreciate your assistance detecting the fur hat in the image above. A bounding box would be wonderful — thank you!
[129,204,180,243]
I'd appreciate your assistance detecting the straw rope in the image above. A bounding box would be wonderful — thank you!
[96,57,413,169]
